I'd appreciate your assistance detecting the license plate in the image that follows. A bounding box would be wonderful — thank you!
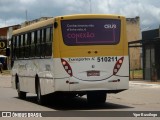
[87,71,100,76]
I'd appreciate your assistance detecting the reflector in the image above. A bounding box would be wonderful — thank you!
[61,59,73,76]
[113,57,124,75]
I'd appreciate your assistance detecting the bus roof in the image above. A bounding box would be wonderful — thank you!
[57,14,125,20]
[13,14,125,35]
[13,18,55,35]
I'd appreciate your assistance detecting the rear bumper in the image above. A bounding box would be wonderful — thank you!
[55,76,129,92]
[70,75,128,90]
[50,89,127,97]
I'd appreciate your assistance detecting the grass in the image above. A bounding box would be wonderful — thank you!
[130,69,143,79]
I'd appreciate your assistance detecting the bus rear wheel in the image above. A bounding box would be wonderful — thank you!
[37,82,46,105]
[87,92,106,104]
[17,82,26,99]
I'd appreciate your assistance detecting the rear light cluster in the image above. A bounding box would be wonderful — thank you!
[113,57,124,75]
[61,59,73,76]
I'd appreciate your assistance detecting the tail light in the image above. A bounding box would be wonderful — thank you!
[113,57,124,75]
[61,59,73,76]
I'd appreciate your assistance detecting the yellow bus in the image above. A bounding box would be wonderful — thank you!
[11,14,129,104]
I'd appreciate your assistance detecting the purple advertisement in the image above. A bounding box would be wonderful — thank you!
[61,19,121,45]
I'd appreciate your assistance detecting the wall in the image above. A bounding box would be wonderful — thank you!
[0,27,8,40]
[126,17,141,70]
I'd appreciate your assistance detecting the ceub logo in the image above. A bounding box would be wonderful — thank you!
[104,24,116,29]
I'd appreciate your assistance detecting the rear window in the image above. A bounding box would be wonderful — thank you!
[61,19,121,45]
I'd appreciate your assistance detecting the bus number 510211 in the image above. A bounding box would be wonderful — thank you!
[97,57,118,62]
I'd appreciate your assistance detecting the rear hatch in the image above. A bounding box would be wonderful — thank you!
[59,16,124,81]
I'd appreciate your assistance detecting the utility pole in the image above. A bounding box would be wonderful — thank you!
[159,25,160,37]
[89,0,92,13]
[4,18,6,27]
[25,10,28,21]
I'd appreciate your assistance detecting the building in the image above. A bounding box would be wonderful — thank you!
[21,17,52,27]
[126,17,142,70]
[0,25,20,48]
[142,28,160,81]
[129,27,160,81]
[0,27,7,54]
[0,17,52,69]
[0,25,20,69]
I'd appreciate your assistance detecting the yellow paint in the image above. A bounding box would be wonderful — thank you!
[53,14,128,58]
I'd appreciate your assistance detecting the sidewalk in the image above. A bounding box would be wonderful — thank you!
[0,70,11,76]
[130,79,160,85]
[130,79,160,88]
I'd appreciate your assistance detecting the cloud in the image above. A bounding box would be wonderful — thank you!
[95,0,160,30]
[0,0,160,30]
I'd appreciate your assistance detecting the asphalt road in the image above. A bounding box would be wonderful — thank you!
[0,75,160,119]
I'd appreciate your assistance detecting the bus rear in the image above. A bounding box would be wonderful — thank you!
[54,14,129,103]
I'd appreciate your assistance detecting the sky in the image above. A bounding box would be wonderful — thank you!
[0,0,160,31]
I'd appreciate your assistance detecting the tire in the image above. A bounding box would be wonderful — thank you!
[17,82,26,99]
[87,92,106,104]
[37,81,45,105]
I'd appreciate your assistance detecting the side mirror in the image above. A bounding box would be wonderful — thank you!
[6,47,10,56]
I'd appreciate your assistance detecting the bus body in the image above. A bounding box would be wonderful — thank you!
[11,14,129,103]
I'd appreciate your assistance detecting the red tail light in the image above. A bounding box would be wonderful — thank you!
[61,59,73,76]
[113,57,124,75]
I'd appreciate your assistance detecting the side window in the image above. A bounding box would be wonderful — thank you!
[50,27,53,42]
[24,33,30,58]
[41,29,46,57]
[37,30,40,43]
[25,34,28,45]
[46,28,50,42]
[30,32,35,57]
[43,29,46,42]
[21,35,24,46]
[28,32,31,45]
[16,36,19,47]
[19,35,21,47]
[31,32,34,44]
[12,36,16,59]
[16,36,19,58]
[35,30,41,57]
[19,35,24,59]
[45,27,52,57]
[11,26,53,60]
